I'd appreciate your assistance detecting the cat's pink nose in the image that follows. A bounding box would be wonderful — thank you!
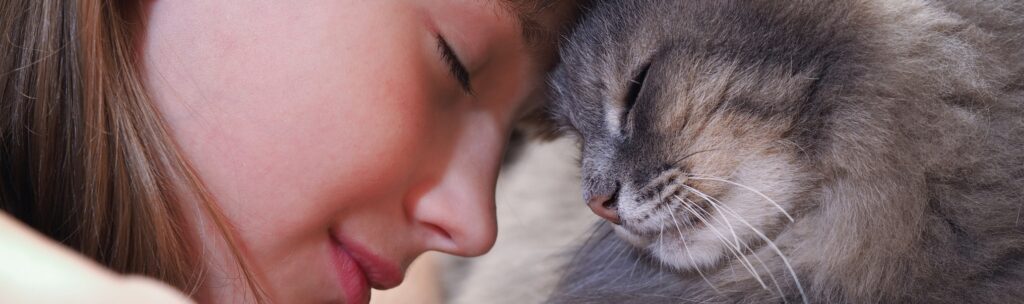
[587,191,621,225]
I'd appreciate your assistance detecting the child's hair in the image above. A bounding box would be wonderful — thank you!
[0,0,269,301]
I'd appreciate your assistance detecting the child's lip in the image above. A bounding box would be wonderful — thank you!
[329,239,370,304]
[330,230,405,290]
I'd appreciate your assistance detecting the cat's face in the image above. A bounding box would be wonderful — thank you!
[548,0,821,271]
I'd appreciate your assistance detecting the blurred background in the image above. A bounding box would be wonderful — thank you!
[370,138,596,304]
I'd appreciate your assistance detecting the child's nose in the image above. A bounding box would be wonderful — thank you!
[408,123,504,257]
[412,181,498,257]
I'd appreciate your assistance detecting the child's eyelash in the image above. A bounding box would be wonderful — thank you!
[436,35,473,94]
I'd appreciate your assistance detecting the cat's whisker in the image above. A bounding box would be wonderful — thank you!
[656,222,668,273]
[681,184,743,248]
[674,196,769,291]
[677,199,734,252]
[607,242,638,284]
[627,227,650,279]
[680,190,788,303]
[677,212,738,285]
[592,232,632,283]
[668,210,722,295]
[672,148,722,165]
[682,197,766,282]
[627,249,643,279]
[686,175,795,222]
[680,189,789,300]
[745,246,787,303]
[673,192,808,304]
[571,222,615,271]
[687,191,741,278]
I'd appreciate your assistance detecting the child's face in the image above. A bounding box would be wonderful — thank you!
[142,0,560,302]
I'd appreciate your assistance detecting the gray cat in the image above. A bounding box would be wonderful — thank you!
[543,0,1024,303]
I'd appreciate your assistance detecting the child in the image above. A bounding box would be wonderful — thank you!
[0,0,580,302]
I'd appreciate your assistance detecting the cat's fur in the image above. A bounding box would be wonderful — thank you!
[544,0,1024,303]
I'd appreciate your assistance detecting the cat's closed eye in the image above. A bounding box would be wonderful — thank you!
[620,62,652,128]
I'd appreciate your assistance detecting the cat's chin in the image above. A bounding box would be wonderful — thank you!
[613,224,724,271]
[613,225,651,247]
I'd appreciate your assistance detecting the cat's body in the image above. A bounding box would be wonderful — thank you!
[545,0,1024,303]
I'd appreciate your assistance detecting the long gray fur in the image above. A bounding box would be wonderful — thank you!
[545,0,1024,303]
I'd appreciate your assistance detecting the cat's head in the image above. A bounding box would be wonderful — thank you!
[547,0,842,271]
